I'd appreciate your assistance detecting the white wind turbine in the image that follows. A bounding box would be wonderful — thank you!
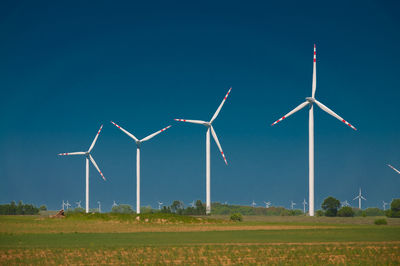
[251,200,257,208]
[341,200,350,207]
[58,125,106,213]
[111,121,171,214]
[353,188,366,209]
[97,201,101,213]
[383,201,389,211]
[157,201,163,210]
[190,201,195,208]
[387,164,400,175]
[76,201,82,209]
[290,201,296,210]
[263,201,272,208]
[62,200,66,210]
[65,201,71,211]
[302,198,308,214]
[112,201,118,208]
[271,45,357,216]
[175,88,231,214]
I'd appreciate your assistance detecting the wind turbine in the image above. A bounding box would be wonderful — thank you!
[112,201,118,208]
[97,201,101,213]
[111,121,171,214]
[341,200,350,207]
[290,201,296,210]
[190,201,195,208]
[302,198,308,214]
[58,125,106,213]
[157,201,163,210]
[353,188,366,209]
[75,201,82,209]
[263,201,271,208]
[271,45,357,216]
[62,200,66,210]
[251,200,257,208]
[65,201,71,211]
[383,201,389,211]
[175,88,231,214]
[387,164,400,175]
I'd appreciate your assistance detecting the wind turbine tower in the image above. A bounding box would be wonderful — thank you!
[353,188,366,209]
[97,201,101,213]
[58,125,106,213]
[111,122,171,214]
[175,88,231,214]
[271,45,357,216]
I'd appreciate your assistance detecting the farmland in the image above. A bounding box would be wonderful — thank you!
[1,214,400,264]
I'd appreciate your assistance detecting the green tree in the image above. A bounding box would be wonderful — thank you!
[386,199,400,218]
[337,206,355,217]
[321,197,340,217]
[171,200,183,213]
[364,207,384,216]
[195,200,206,215]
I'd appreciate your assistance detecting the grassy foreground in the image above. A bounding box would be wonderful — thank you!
[1,214,399,265]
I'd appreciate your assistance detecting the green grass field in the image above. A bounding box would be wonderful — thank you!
[1,214,399,265]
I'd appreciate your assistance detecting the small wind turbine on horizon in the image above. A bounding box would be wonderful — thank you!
[387,164,400,175]
[251,200,257,208]
[62,200,66,210]
[290,201,296,210]
[65,201,71,211]
[112,201,118,208]
[157,201,163,210]
[75,201,82,209]
[175,88,231,214]
[383,201,389,211]
[341,200,350,207]
[302,198,308,214]
[353,188,366,209]
[97,201,101,213]
[271,45,357,216]
[190,201,195,208]
[263,201,271,208]
[111,121,171,214]
[58,125,106,213]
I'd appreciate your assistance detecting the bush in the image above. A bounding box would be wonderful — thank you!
[111,204,134,214]
[386,199,400,218]
[364,207,384,216]
[374,218,387,225]
[315,210,324,217]
[337,206,355,217]
[230,213,243,222]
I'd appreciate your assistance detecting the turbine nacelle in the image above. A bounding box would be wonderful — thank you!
[305,97,315,103]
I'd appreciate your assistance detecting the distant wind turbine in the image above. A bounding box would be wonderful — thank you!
[387,164,400,175]
[112,201,118,208]
[290,201,296,210]
[111,122,171,214]
[383,201,389,211]
[65,200,71,211]
[75,201,82,209]
[157,201,163,210]
[190,201,195,208]
[353,188,366,209]
[271,45,357,216]
[263,201,271,208]
[97,201,101,213]
[62,200,66,210]
[251,200,257,208]
[302,199,308,214]
[58,125,106,213]
[341,200,350,207]
[175,88,231,214]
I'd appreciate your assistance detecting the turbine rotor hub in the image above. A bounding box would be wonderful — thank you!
[306,97,315,103]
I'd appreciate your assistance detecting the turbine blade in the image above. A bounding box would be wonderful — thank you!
[314,100,357,130]
[353,196,359,201]
[388,164,400,174]
[174,119,207,125]
[312,44,317,98]
[58,152,85,156]
[88,125,103,152]
[141,125,171,142]
[361,196,366,200]
[210,87,232,123]
[89,154,106,181]
[271,101,309,126]
[111,121,139,142]
[210,126,228,165]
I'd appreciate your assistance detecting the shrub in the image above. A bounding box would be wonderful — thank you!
[337,206,355,217]
[321,197,340,217]
[374,218,387,225]
[230,213,243,222]
[315,210,324,217]
[386,199,400,218]
[364,207,384,216]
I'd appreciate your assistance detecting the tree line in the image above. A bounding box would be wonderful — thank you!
[0,201,42,215]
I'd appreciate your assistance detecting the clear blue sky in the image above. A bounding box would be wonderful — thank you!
[1,1,399,211]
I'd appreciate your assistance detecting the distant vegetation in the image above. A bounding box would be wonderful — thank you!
[0,201,39,215]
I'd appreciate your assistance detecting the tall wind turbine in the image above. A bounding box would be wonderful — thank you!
[388,164,400,175]
[302,198,308,214]
[175,88,231,214]
[353,188,366,209]
[111,121,171,214]
[271,45,357,216]
[58,125,106,213]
